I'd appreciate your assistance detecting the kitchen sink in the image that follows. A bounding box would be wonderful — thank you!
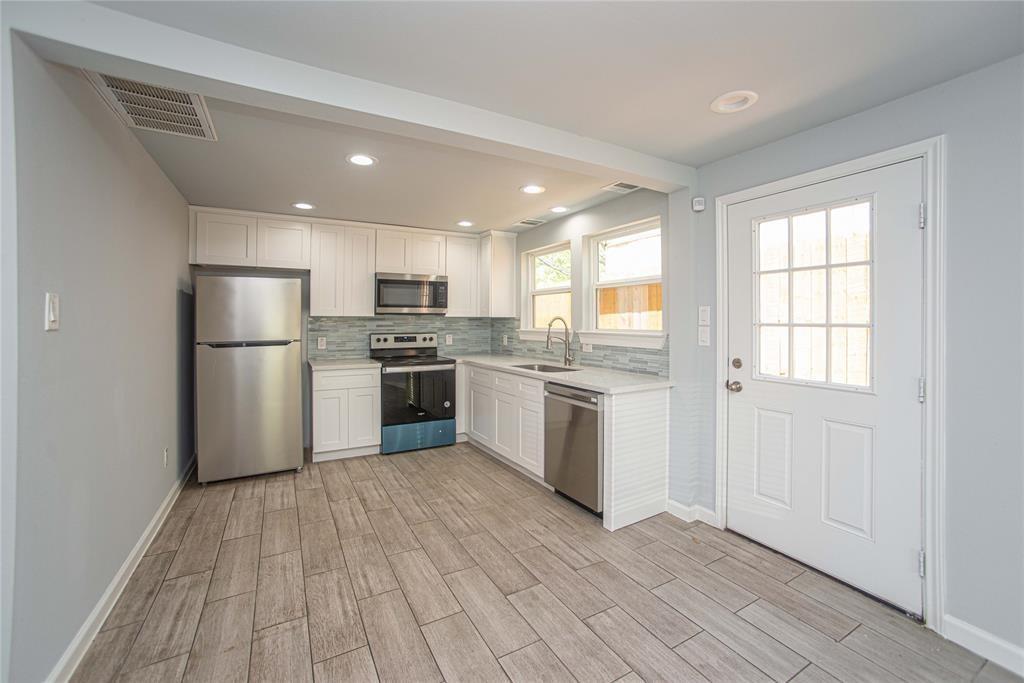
[512,363,580,373]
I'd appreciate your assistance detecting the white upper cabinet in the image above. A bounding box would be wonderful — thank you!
[410,233,446,274]
[194,211,257,266]
[479,231,516,317]
[375,230,412,272]
[445,236,479,317]
[376,229,446,275]
[343,227,376,316]
[256,218,311,269]
[310,223,376,317]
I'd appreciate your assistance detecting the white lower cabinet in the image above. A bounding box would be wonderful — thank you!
[312,367,381,460]
[468,383,496,444]
[465,366,544,476]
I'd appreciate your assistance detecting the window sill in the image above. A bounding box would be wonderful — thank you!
[577,330,667,349]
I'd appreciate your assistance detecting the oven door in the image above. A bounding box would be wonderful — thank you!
[380,365,456,426]
[375,273,448,314]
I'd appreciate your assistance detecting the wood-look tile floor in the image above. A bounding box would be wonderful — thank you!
[73,443,1018,683]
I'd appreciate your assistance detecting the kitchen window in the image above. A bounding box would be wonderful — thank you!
[527,244,572,329]
[587,220,663,337]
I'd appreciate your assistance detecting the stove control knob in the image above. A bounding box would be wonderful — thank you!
[375,337,381,342]
[429,336,434,341]
[422,336,428,342]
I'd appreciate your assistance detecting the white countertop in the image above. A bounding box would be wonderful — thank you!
[309,358,381,371]
[452,354,672,395]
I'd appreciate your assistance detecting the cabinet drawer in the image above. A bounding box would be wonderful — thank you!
[468,366,494,385]
[516,377,544,401]
[493,371,517,393]
[313,371,379,390]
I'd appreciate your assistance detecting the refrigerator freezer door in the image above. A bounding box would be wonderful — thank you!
[195,276,301,343]
[196,342,303,482]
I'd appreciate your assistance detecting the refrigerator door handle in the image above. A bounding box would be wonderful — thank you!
[200,340,297,348]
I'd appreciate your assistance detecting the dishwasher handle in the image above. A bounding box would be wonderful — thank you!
[545,385,601,410]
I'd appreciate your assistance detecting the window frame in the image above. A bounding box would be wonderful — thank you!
[525,242,572,331]
[752,194,876,393]
[581,218,666,348]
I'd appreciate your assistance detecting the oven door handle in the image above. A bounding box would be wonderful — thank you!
[381,364,455,374]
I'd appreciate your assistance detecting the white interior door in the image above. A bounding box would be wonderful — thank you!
[726,159,925,615]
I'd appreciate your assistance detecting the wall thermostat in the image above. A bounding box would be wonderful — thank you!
[692,197,706,212]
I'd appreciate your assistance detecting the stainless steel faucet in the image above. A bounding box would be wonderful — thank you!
[546,316,575,366]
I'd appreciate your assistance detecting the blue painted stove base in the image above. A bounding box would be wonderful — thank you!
[381,419,456,454]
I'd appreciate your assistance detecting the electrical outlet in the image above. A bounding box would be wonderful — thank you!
[445,334,453,345]
[502,334,509,346]
[698,326,711,346]
[163,447,168,468]
[582,343,593,352]
[317,336,327,350]
[698,305,711,325]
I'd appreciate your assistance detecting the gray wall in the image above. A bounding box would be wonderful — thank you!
[685,55,1023,649]
[9,40,191,681]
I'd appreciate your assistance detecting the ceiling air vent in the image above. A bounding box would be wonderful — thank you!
[84,71,217,141]
[602,181,641,194]
[517,218,546,227]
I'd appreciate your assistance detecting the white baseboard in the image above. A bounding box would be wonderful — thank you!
[606,497,664,531]
[312,444,380,462]
[943,614,1024,677]
[46,456,196,683]
[464,437,550,488]
[666,499,720,527]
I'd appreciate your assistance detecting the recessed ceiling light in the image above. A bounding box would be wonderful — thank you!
[347,153,377,166]
[550,206,568,213]
[457,220,474,228]
[520,184,546,194]
[292,202,315,210]
[710,90,759,114]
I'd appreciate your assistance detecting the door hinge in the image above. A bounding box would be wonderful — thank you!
[917,377,926,403]
[918,203,926,229]
[918,550,926,577]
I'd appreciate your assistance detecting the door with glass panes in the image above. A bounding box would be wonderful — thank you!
[726,159,925,615]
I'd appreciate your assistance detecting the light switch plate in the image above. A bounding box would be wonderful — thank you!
[698,326,710,346]
[582,343,593,352]
[445,334,453,345]
[698,305,711,325]
[44,292,59,331]
[317,336,327,350]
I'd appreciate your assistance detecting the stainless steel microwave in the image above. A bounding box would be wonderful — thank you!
[375,273,448,314]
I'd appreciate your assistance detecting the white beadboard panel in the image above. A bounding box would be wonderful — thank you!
[603,388,670,530]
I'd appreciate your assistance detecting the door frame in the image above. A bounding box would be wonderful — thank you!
[713,136,947,630]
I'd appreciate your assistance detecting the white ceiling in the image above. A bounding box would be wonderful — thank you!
[100,1,1023,166]
[130,97,622,232]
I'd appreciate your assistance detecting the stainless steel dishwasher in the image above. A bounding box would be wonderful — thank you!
[544,383,604,513]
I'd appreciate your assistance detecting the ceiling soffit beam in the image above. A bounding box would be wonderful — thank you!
[4,3,695,192]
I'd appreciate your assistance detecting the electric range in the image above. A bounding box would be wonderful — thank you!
[369,333,456,454]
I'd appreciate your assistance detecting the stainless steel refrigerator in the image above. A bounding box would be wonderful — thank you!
[195,276,303,483]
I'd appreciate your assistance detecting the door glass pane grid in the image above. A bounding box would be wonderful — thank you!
[753,198,873,389]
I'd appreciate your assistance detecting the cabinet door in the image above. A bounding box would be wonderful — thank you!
[469,384,496,445]
[343,227,376,316]
[375,230,411,273]
[195,212,257,266]
[478,235,492,317]
[410,234,446,275]
[348,387,381,447]
[488,232,516,317]
[257,219,311,269]
[445,237,479,317]
[313,389,348,453]
[310,224,344,316]
[493,390,518,460]
[455,364,467,435]
[517,399,544,476]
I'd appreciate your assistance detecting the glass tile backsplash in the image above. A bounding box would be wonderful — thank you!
[308,316,668,377]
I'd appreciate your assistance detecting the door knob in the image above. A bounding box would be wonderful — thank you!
[725,380,743,393]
